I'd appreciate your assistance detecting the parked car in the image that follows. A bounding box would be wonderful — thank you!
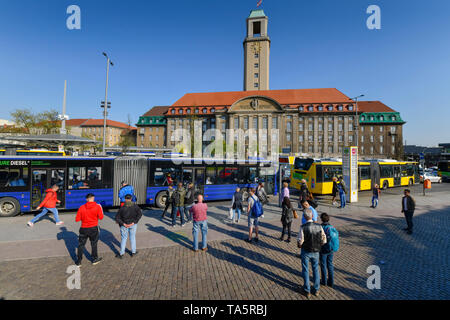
[421,171,442,183]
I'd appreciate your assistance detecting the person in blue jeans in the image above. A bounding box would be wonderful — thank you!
[190,194,208,252]
[319,212,335,288]
[338,178,346,209]
[297,209,327,298]
[230,187,243,223]
[115,194,142,258]
[172,182,186,227]
[371,184,380,208]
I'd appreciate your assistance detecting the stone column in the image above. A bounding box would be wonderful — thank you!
[334,116,339,156]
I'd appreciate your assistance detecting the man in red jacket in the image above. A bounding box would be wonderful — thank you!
[27,185,63,227]
[75,193,104,266]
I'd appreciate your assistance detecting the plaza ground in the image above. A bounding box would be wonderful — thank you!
[0,183,449,300]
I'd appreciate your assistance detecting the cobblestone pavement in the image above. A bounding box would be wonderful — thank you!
[0,184,449,300]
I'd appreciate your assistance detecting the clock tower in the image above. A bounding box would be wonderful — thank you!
[243,9,270,91]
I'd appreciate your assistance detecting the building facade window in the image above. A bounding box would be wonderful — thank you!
[380,135,384,143]
[299,135,304,142]
[286,133,291,142]
[318,123,323,131]
[299,122,304,131]
[263,117,268,129]
[308,135,313,142]
[338,123,343,131]
[308,123,313,131]
[349,123,353,131]
[244,117,249,129]
[272,117,278,129]
[254,83,259,88]
[328,135,333,142]
[254,73,259,78]
[328,123,333,131]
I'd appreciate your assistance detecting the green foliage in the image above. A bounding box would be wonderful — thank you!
[10,108,60,134]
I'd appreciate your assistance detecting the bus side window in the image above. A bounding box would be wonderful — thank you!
[206,167,216,184]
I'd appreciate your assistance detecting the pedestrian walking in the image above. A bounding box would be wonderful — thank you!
[401,189,416,234]
[299,179,309,205]
[115,194,143,258]
[279,181,290,206]
[230,187,243,223]
[371,184,381,208]
[190,194,208,252]
[246,188,263,243]
[75,193,104,266]
[319,213,339,288]
[172,182,186,227]
[297,208,327,298]
[161,185,174,219]
[118,181,136,207]
[184,183,195,223]
[338,177,347,209]
[331,177,338,206]
[301,200,318,224]
[280,196,295,242]
[256,182,269,205]
[27,185,63,227]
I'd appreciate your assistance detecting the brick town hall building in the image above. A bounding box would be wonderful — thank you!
[137,9,405,159]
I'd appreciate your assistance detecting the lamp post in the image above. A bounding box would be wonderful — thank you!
[350,94,364,150]
[102,52,114,154]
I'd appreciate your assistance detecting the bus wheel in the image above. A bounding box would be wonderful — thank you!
[0,197,20,217]
[409,179,414,186]
[382,181,389,190]
[155,192,167,209]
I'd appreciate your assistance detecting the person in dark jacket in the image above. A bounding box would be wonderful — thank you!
[161,185,174,219]
[230,187,243,223]
[280,196,295,242]
[298,179,309,208]
[115,194,143,258]
[331,177,338,206]
[184,183,195,223]
[171,182,186,227]
[319,213,335,288]
[297,209,327,298]
[401,189,416,234]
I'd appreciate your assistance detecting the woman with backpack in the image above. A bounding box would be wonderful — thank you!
[280,196,295,242]
[319,213,338,288]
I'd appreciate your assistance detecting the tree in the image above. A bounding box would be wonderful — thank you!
[10,108,60,134]
[118,114,136,153]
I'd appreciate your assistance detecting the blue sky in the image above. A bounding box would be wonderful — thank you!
[0,0,449,146]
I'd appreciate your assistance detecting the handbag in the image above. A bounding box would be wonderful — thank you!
[293,210,298,219]
[229,208,234,219]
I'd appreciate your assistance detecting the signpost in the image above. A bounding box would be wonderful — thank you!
[343,146,358,203]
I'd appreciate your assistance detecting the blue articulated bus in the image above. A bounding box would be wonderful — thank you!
[0,156,273,217]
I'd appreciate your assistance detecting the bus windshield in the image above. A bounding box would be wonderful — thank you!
[294,158,314,171]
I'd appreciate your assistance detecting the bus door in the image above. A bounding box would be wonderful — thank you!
[393,166,401,186]
[31,168,66,209]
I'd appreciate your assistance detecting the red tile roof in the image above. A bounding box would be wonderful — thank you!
[142,106,170,117]
[172,88,352,107]
[64,119,89,126]
[358,101,396,113]
[81,119,136,130]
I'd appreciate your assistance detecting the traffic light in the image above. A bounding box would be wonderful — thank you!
[100,101,111,108]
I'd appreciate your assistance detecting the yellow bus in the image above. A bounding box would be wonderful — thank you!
[291,157,419,195]
[0,149,66,156]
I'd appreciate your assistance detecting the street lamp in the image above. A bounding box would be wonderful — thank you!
[102,52,114,154]
[350,94,364,150]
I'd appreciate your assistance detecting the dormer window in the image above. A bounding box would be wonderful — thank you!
[298,106,304,112]
[327,105,333,111]
[308,105,314,112]
[202,108,207,114]
[391,116,396,121]
[187,109,191,114]
[379,115,384,121]
[171,109,175,115]
[338,105,343,111]
[195,108,199,114]
[318,105,323,111]
[178,109,183,114]
[211,108,215,113]
[348,104,354,111]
